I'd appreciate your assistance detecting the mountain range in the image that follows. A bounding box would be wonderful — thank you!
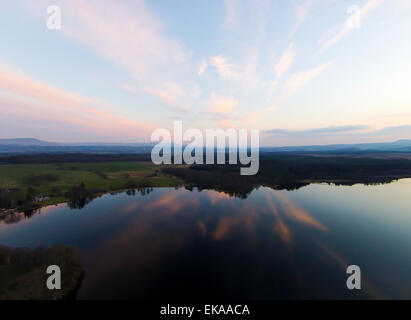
[1,138,411,154]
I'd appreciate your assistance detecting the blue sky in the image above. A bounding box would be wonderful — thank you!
[0,0,410,145]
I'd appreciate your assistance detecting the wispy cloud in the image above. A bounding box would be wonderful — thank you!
[292,0,317,34]
[275,42,296,79]
[12,0,409,144]
[263,124,411,146]
[205,94,261,128]
[377,124,411,134]
[291,0,335,36]
[208,92,238,115]
[77,1,185,76]
[282,61,331,96]
[25,0,190,90]
[201,92,239,127]
[120,83,138,95]
[209,50,261,94]
[210,55,239,80]
[238,111,260,126]
[0,65,110,112]
[266,125,370,136]
[223,0,239,28]
[198,60,208,76]
[320,0,385,52]
[266,42,296,97]
[0,64,154,141]
[144,83,191,112]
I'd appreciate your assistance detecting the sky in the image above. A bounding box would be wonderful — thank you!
[0,0,410,146]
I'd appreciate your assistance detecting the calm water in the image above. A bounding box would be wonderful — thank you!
[1,180,411,299]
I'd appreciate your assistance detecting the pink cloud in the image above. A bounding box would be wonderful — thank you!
[282,61,331,97]
[0,65,154,142]
[27,0,197,113]
[208,92,238,115]
[26,0,189,82]
[197,60,208,76]
[144,83,191,112]
[275,42,295,79]
[209,55,239,80]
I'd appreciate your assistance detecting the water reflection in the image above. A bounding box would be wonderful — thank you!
[1,181,411,299]
[0,208,41,224]
[126,187,154,196]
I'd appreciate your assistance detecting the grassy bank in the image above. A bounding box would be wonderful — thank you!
[0,161,182,212]
[2,154,411,211]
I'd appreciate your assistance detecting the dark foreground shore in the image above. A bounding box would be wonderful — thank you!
[0,244,84,300]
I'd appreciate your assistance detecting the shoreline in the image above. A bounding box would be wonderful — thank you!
[0,184,183,218]
[3,176,411,219]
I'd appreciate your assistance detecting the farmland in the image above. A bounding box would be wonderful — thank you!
[0,161,182,212]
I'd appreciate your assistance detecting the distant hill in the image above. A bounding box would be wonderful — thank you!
[0,138,59,146]
[0,139,154,154]
[1,138,411,154]
[261,140,411,153]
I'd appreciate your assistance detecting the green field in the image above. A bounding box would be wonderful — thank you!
[0,161,182,211]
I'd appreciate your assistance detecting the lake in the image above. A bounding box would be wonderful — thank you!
[1,179,410,299]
